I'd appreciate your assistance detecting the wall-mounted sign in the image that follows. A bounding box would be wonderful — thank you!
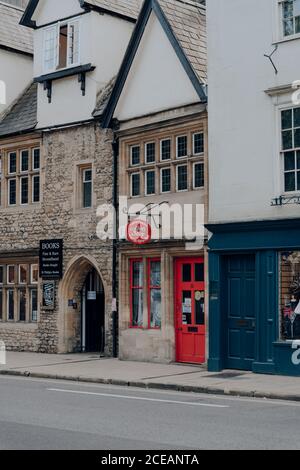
[87,291,97,301]
[126,220,151,245]
[40,239,63,280]
[42,282,55,310]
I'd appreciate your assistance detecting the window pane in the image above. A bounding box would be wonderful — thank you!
[150,261,161,287]
[195,291,205,325]
[182,264,191,282]
[298,171,300,190]
[282,109,293,130]
[194,133,204,154]
[282,130,293,150]
[58,25,68,69]
[194,163,204,188]
[295,128,300,148]
[195,263,204,282]
[21,177,29,204]
[9,153,17,174]
[284,151,296,171]
[31,289,38,322]
[33,148,40,170]
[8,289,14,320]
[131,174,140,197]
[177,136,188,158]
[283,18,294,36]
[150,289,161,329]
[161,139,171,161]
[19,265,27,284]
[296,15,300,33]
[132,289,143,327]
[146,143,155,163]
[19,289,26,322]
[177,166,188,191]
[0,267,3,284]
[31,265,39,284]
[8,266,15,284]
[161,168,171,193]
[68,21,80,66]
[131,146,140,165]
[146,171,155,195]
[285,172,296,192]
[83,170,92,208]
[297,151,300,169]
[182,291,192,325]
[132,261,143,287]
[21,150,29,172]
[32,176,40,203]
[294,108,300,127]
[9,179,16,205]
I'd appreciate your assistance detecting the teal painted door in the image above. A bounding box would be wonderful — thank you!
[225,255,256,371]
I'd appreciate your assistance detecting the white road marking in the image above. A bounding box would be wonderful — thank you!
[48,388,229,408]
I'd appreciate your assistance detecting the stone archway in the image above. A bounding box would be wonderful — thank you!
[57,255,108,353]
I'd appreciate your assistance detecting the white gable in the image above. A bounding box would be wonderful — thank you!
[33,0,82,26]
[114,11,200,122]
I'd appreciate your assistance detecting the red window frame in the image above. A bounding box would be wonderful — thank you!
[129,257,162,330]
[129,259,144,329]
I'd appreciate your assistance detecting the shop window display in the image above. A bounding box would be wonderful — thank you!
[280,252,300,340]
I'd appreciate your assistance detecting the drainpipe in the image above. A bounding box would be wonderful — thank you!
[112,137,119,358]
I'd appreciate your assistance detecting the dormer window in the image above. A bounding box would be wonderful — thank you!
[43,19,80,73]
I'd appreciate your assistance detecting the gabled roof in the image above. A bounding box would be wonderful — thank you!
[101,0,207,126]
[0,82,37,137]
[0,2,33,55]
[20,0,143,27]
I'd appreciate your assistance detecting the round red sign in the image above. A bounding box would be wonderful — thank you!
[126,220,152,245]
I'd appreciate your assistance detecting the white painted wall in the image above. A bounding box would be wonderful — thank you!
[33,0,82,26]
[114,12,200,121]
[33,6,135,128]
[0,49,33,116]
[207,0,300,223]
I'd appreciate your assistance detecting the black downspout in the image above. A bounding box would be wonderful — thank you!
[112,138,119,358]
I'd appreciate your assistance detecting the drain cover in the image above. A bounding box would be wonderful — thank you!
[208,372,246,379]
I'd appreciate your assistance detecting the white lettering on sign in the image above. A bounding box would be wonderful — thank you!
[291,340,300,366]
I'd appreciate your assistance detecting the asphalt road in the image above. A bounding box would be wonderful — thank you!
[0,375,299,450]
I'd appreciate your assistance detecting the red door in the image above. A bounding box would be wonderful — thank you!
[175,257,206,364]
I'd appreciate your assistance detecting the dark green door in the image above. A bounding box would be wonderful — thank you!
[225,255,256,371]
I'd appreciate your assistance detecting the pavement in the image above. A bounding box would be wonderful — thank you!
[1,375,300,450]
[0,352,300,402]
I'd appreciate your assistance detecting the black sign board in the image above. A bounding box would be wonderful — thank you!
[40,239,63,280]
[42,281,55,310]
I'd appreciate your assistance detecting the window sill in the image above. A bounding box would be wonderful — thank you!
[273,35,300,46]
[34,63,96,84]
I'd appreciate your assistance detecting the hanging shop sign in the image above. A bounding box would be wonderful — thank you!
[126,220,152,245]
[42,281,55,310]
[39,239,63,280]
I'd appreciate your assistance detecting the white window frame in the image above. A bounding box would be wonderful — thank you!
[279,105,300,195]
[8,178,17,206]
[130,172,140,198]
[176,164,188,192]
[279,0,300,40]
[145,142,156,165]
[8,152,17,175]
[32,174,40,204]
[82,167,93,209]
[7,265,15,285]
[30,288,39,323]
[193,162,205,190]
[130,145,140,167]
[160,167,171,194]
[20,176,29,206]
[145,169,156,196]
[32,148,40,172]
[176,135,188,159]
[43,24,58,73]
[20,149,29,174]
[31,264,39,285]
[160,138,172,162]
[193,132,204,156]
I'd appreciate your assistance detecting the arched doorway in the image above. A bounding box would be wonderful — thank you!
[81,268,105,353]
[58,255,108,354]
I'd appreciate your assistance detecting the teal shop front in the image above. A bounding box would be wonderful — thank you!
[207,219,300,377]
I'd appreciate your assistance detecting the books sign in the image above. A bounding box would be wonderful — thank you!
[40,239,63,280]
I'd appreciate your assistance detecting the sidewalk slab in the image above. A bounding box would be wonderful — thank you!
[1,352,300,402]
